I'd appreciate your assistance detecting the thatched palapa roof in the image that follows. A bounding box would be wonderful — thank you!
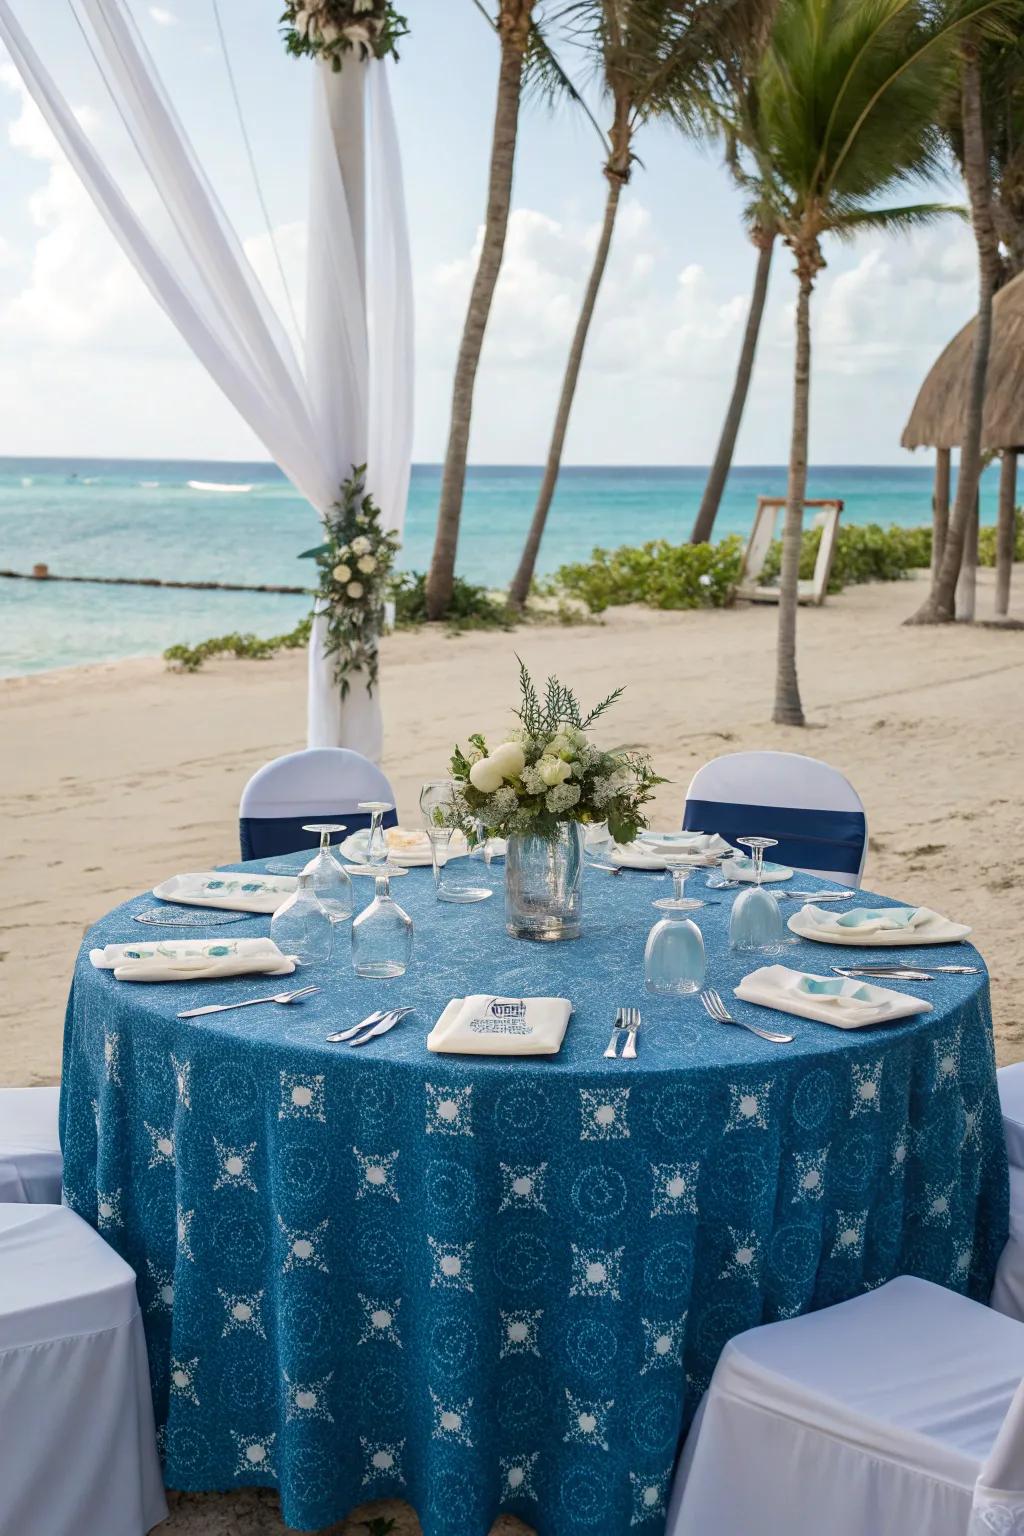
[902,268,1024,452]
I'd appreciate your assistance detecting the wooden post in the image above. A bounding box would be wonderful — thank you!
[956,484,980,621]
[996,448,1018,618]
[932,446,951,577]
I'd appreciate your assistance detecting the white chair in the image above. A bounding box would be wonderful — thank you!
[683,749,867,886]
[0,1085,62,1203]
[666,1276,1024,1536]
[239,746,398,861]
[990,1064,1024,1322]
[0,1203,167,1536]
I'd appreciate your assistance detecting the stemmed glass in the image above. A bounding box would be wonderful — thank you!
[420,779,492,903]
[352,875,413,977]
[271,873,334,965]
[358,800,397,875]
[729,836,785,951]
[299,823,352,924]
[644,865,706,996]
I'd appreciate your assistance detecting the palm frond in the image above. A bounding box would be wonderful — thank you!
[828,199,966,237]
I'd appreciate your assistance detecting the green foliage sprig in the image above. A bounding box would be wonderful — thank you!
[280,1,408,68]
[440,663,666,847]
[164,617,312,673]
[300,467,400,700]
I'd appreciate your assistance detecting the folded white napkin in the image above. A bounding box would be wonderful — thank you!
[90,937,295,983]
[427,995,572,1056]
[800,904,939,935]
[638,830,733,859]
[734,964,931,1028]
[152,872,297,913]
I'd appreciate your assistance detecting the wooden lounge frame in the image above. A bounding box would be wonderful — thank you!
[737,496,844,606]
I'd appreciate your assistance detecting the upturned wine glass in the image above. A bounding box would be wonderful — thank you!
[644,865,706,996]
[270,873,334,965]
[729,836,785,951]
[300,823,352,923]
[352,875,413,977]
[358,800,396,875]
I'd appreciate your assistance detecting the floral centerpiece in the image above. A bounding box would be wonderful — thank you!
[280,0,409,67]
[439,662,664,940]
[300,466,400,699]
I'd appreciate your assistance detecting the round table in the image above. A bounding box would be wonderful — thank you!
[61,861,1008,1536]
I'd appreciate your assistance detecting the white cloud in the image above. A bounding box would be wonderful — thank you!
[149,6,177,25]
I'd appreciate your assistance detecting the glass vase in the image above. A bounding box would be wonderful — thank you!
[505,823,585,941]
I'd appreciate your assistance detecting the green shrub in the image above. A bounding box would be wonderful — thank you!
[391,570,514,631]
[164,617,312,672]
[978,510,1024,566]
[758,522,933,592]
[548,535,744,614]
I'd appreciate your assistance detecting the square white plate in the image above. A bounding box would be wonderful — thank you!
[788,906,971,947]
[152,872,296,914]
[735,964,932,1028]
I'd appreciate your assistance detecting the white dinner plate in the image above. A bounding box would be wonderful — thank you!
[152,872,296,914]
[787,906,972,947]
[722,860,794,884]
[637,830,733,860]
[340,829,506,868]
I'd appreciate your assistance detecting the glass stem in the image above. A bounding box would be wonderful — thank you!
[753,847,763,887]
[672,869,686,902]
[321,830,330,853]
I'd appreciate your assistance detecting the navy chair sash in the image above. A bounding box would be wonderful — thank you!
[683,798,866,876]
[239,807,399,862]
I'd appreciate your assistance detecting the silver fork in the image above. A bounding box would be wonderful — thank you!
[177,984,319,1019]
[622,1006,640,1059]
[603,1007,627,1058]
[326,1006,414,1043]
[700,987,794,1043]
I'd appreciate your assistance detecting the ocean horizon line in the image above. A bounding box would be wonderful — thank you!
[0,453,942,474]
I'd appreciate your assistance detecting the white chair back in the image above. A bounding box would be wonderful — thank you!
[1000,1064,1024,1170]
[683,749,867,886]
[971,1376,1024,1533]
[239,748,397,860]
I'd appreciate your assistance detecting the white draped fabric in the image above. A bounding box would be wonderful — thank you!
[0,0,413,757]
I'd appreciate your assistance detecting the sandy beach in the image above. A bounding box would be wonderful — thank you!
[3,567,1024,1534]
[4,566,1024,1088]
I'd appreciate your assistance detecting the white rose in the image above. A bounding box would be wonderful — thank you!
[293,8,311,37]
[346,581,364,599]
[351,536,372,556]
[489,741,526,780]
[357,554,377,574]
[538,755,571,787]
[469,757,505,794]
[333,563,352,583]
[547,733,576,761]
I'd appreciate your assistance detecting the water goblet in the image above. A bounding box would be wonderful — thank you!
[644,865,706,996]
[358,800,396,875]
[352,875,413,978]
[432,824,494,903]
[729,836,785,951]
[420,779,458,830]
[299,823,352,923]
[270,872,334,965]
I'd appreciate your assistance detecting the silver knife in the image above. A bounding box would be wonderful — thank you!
[349,1009,412,1047]
[326,1006,413,1043]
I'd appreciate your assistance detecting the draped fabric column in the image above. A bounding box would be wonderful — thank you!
[0,0,413,758]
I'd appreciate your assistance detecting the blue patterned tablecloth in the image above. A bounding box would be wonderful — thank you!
[60,861,1008,1536]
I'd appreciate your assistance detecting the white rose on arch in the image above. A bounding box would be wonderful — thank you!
[357,554,377,574]
[346,581,364,599]
[351,536,372,556]
[333,563,352,583]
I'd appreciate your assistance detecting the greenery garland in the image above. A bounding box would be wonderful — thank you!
[299,466,400,699]
[280,1,408,68]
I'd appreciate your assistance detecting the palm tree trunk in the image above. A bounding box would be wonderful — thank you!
[907,42,999,625]
[508,173,625,609]
[425,0,534,621]
[774,261,813,728]
[996,448,1017,617]
[691,233,775,545]
[931,447,950,578]
[956,487,979,620]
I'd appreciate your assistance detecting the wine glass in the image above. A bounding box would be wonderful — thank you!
[299,823,352,923]
[270,873,334,965]
[729,836,785,951]
[358,800,396,875]
[419,779,457,830]
[352,875,413,977]
[644,865,706,996]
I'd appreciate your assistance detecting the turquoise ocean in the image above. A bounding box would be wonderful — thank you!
[0,457,997,677]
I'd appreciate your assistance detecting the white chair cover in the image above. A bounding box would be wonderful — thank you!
[1000,1065,1024,1170]
[0,1086,62,1204]
[683,749,868,886]
[238,746,397,859]
[971,1378,1024,1534]
[667,1276,1024,1536]
[992,1163,1024,1324]
[0,1203,167,1536]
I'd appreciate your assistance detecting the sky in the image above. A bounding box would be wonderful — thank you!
[0,0,983,466]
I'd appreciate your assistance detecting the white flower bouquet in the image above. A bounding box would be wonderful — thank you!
[300,466,399,698]
[440,661,665,846]
[280,0,408,68]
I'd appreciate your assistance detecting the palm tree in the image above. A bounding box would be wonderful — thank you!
[425,0,538,622]
[508,0,696,609]
[737,0,972,722]
[908,30,1005,623]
